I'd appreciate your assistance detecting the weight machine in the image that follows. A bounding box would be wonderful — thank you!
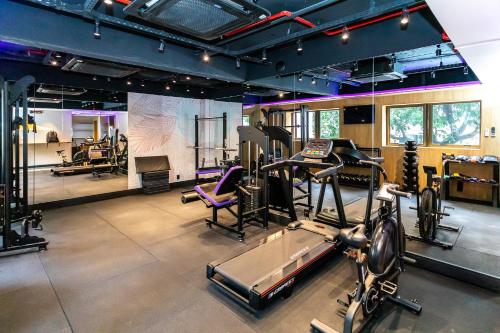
[0,75,48,253]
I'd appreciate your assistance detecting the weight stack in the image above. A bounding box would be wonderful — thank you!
[244,185,261,213]
[141,170,170,194]
[402,141,418,193]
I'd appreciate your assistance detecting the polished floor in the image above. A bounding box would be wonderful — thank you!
[1,189,499,333]
[25,168,128,204]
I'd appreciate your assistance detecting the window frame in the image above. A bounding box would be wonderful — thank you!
[428,100,482,148]
[314,108,341,139]
[242,115,250,126]
[386,104,427,146]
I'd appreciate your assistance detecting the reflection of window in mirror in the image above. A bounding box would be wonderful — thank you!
[242,115,250,126]
[319,109,340,139]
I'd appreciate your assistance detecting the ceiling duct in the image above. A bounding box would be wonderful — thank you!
[62,58,140,78]
[347,59,407,84]
[36,84,87,96]
[123,0,270,40]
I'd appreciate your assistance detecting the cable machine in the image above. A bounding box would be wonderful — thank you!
[0,75,48,253]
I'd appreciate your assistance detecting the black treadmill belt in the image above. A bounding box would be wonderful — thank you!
[214,228,331,292]
[323,197,380,223]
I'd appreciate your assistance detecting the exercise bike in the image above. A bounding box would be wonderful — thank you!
[311,181,422,333]
[407,164,459,249]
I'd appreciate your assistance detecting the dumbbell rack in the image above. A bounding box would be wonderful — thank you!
[402,141,419,194]
[338,147,381,190]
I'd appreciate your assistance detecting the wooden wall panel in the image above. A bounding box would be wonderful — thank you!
[246,85,500,199]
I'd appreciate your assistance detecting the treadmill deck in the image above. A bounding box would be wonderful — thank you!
[212,220,339,298]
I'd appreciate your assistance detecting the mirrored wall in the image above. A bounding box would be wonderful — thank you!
[25,83,128,204]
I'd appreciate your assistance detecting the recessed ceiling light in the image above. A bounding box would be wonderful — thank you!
[400,8,409,26]
[186,76,191,80]
[202,50,210,62]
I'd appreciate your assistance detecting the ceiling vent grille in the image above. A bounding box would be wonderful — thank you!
[62,58,140,78]
[124,0,269,40]
[36,84,87,96]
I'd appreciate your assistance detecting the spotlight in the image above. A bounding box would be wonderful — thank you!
[431,71,436,79]
[141,81,145,87]
[311,77,316,85]
[279,92,284,98]
[50,58,58,66]
[93,75,97,81]
[165,85,171,91]
[186,87,190,93]
[93,20,101,39]
[186,76,191,80]
[202,50,210,62]
[158,39,166,53]
[435,44,442,57]
[261,49,267,61]
[297,39,303,53]
[126,79,132,86]
[464,66,469,75]
[298,72,303,81]
[236,57,241,69]
[353,61,359,72]
[172,77,177,84]
[341,25,350,42]
[400,8,409,27]
[107,77,111,83]
[104,0,113,5]
[391,54,396,69]
[201,89,205,94]
[400,78,404,83]
[54,52,62,59]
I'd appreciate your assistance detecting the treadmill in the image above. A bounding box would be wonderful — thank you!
[207,139,348,310]
[314,139,388,228]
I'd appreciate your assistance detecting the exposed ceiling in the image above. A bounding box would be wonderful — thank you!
[0,0,478,103]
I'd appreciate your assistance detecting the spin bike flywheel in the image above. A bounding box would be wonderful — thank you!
[362,285,380,317]
[418,189,436,240]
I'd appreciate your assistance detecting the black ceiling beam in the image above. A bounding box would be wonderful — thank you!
[0,59,234,101]
[246,8,443,80]
[247,75,337,96]
[0,0,247,83]
[232,0,419,56]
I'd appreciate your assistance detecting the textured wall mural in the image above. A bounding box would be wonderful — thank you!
[128,93,241,189]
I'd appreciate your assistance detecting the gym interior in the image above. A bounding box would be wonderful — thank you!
[0,1,499,332]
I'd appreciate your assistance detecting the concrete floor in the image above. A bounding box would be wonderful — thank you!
[25,169,128,204]
[1,189,499,333]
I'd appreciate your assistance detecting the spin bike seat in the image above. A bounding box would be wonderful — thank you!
[340,224,368,249]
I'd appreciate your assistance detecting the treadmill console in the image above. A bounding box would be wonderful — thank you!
[301,139,333,159]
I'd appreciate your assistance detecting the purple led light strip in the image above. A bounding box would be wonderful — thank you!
[243,81,481,109]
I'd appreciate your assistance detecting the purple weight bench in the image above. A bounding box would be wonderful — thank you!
[194,166,267,241]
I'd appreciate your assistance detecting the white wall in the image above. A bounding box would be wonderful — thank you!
[127,93,242,189]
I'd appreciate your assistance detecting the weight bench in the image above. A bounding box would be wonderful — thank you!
[194,166,267,241]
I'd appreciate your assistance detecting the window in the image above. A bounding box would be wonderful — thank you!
[388,105,425,145]
[319,109,340,139]
[293,111,316,139]
[431,102,480,145]
[242,115,250,126]
[386,101,481,147]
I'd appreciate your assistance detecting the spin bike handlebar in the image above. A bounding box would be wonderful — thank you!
[358,159,388,182]
[386,184,412,199]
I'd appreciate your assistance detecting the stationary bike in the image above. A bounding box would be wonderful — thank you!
[407,164,459,249]
[311,182,422,333]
